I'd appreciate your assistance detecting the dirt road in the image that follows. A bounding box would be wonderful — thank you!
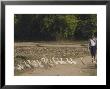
[19,56,97,76]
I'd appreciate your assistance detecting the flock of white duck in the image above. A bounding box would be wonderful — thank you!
[14,46,89,71]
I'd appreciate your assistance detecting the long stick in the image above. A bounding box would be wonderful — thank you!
[80,57,85,65]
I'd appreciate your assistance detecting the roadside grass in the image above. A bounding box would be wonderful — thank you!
[14,40,88,45]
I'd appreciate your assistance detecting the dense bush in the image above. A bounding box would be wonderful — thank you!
[14,14,97,41]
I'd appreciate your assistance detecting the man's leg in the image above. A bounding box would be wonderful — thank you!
[94,47,97,62]
[93,46,96,63]
[90,47,94,63]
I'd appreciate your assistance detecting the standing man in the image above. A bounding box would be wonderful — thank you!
[88,35,97,63]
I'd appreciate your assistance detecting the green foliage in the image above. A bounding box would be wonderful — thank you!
[74,14,97,39]
[14,14,97,41]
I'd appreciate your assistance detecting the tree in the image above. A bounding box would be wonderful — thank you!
[14,14,97,41]
[74,14,97,40]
